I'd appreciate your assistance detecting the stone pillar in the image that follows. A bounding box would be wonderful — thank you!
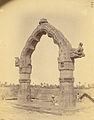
[18,73,31,103]
[15,57,32,103]
[58,60,75,109]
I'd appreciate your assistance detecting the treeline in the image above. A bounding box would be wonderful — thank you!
[0,81,94,89]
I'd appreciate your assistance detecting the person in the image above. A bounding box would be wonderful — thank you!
[51,95,58,106]
[76,93,81,102]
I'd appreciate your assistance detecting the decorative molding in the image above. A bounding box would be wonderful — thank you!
[19,79,31,83]
[59,78,74,83]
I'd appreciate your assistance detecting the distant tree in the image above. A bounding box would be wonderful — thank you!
[41,82,43,87]
[4,82,7,87]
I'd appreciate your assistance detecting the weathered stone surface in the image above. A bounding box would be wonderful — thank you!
[15,19,85,110]
[70,42,85,59]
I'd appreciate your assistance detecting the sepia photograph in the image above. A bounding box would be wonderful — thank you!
[0,0,94,120]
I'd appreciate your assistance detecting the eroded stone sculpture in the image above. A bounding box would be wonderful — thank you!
[70,42,85,59]
[15,18,85,109]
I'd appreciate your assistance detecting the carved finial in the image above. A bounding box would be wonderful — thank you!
[39,18,48,25]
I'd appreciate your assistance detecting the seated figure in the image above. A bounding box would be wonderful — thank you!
[70,42,85,59]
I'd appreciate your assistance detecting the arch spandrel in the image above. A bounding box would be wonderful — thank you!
[20,19,72,69]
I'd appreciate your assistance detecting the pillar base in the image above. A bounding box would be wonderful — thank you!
[18,79,31,103]
[59,78,75,109]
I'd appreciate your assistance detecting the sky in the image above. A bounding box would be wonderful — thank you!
[0,0,94,85]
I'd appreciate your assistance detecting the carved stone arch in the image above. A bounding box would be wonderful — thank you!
[15,18,85,109]
[20,19,72,69]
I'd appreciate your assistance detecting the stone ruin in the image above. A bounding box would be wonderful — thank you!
[15,18,85,111]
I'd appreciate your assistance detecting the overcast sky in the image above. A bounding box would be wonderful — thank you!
[0,0,94,85]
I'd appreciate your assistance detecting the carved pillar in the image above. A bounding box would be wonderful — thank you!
[15,57,32,103]
[58,42,85,109]
[18,73,31,103]
[58,58,75,109]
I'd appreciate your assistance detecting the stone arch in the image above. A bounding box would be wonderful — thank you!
[15,18,85,109]
[20,18,72,70]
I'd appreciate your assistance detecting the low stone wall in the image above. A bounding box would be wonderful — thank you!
[31,87,60,101]
[0,86,94,102]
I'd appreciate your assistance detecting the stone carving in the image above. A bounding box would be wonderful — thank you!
[70,42,85,59]
[15,57,20,67]
[15,18,85,110]
[19,18,72,71]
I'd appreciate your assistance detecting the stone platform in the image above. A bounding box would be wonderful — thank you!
[12,99,80,116]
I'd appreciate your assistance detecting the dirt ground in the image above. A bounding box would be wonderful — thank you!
[0,99,94,120]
